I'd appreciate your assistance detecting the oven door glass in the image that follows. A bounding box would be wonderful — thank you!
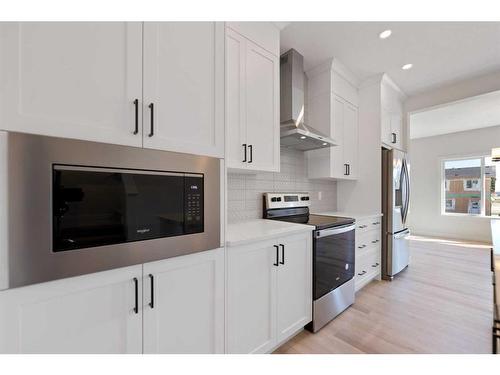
[52,165,203,252]
[314,227,355,300]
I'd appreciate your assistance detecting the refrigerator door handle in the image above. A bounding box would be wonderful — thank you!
[394,228,410,239]
[401,159,409,225]
[403,159,410,224]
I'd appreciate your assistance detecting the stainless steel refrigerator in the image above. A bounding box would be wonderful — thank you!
[382,148,410,280]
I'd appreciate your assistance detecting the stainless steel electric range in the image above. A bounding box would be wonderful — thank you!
[263,192,356,332]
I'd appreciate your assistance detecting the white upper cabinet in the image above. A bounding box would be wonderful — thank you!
[143,248,224,354]
[0,22,225,158]
[143,22,224,158]
[342,101,359,178]
[225,24,280,172]
[0,22,143,147]
[306,59,359,180]
[0,265,143,354]
[380,75,406,151]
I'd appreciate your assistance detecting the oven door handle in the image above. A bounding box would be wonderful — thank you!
[315,224,356,238]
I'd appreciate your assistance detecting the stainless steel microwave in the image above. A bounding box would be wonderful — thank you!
[0,131,221,289]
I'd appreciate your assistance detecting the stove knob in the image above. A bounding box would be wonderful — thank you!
[271,197,277,202]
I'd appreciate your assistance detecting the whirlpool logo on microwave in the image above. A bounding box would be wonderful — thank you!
[136,228,151,234]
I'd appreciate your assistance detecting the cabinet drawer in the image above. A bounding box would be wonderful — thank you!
[355,216,381,235]
[356,229,381,252]
[355,248,380,278]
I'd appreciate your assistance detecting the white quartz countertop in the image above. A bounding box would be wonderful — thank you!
[226,219,315,247]
[490,219,500,320]
[313,211,383,220]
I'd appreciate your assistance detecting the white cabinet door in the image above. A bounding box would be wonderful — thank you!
[381,106,392,146]
[227,240,277,353]
[343,102,359,179]
[225,26,280,173]
[244,39,280,172]
[276,233,312,343]
[328,96,358,179]
[0,22,143,147]
[0,265,143,354]
[143,248,224,354]
[331,95,345,178]
[390,112,403,150]
[225,28,247,169]
[143,22,224,158]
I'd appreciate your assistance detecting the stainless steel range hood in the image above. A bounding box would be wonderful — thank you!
[280,49,336,151]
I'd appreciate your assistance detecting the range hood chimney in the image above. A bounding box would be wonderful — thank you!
[280,49,336,151]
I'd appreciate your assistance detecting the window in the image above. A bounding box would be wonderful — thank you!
[442,156,498,216]
[445,198,455,210]
[463,179,480,191]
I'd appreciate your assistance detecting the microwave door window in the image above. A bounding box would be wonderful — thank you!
[53,167,189,252]
[125,173,184,241]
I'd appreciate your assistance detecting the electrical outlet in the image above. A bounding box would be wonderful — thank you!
[318,191,322,200]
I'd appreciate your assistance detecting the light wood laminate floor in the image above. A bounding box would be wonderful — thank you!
[274,236,493,354]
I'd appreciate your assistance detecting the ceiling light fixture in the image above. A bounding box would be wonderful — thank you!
[402,63,413,70]
[300,136,306,139]
[379,29,392,39]
[322,142,328,146]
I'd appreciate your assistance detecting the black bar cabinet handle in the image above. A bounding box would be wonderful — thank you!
[148,274,154,309]
[391,132,396,144]
[344,164,348,175]
[248,144,253,163]
[491,248,495,272]
[279,244,285,265]
[133,99,139,135]
[133,277,138,314]
[148,103,154,137]
[273,245,279,266]
[242,144,247,162]
[347,164,351,175]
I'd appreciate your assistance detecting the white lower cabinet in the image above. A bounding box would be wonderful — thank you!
[143,249,224,354]
[227,232,312,353]
[354,215,382,291]
[0,265,143,354]
[0,248,224,354]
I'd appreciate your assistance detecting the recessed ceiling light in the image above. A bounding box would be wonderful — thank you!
[322,142,328,146]
[402,63,413,70]
[300,136,306,139]
[379,29,392,39]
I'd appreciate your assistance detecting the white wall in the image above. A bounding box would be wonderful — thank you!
[404,69,500,150]
[408,125,500,243]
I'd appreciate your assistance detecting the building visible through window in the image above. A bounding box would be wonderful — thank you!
[443,156,497,216]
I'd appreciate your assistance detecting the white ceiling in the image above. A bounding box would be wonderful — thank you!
[280,22,500,95]
[409,90,500,139]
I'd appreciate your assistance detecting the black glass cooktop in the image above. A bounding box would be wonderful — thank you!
[272,214,354,230]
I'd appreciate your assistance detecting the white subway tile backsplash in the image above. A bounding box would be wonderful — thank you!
[227,147,337,222]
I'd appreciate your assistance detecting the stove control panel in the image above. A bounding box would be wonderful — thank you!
[264,192,310,209]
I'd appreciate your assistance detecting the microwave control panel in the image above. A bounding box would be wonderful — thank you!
[184,175,204,234]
